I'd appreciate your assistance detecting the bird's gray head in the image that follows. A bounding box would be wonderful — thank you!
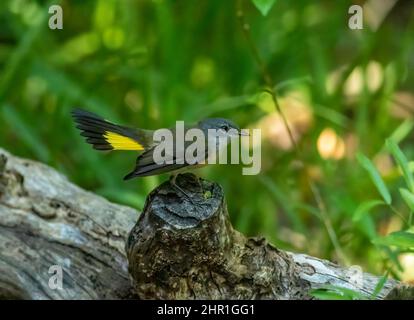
[198,118,244,138]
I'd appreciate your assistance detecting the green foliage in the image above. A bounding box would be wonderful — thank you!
[353,200,384,222]
[371,272,389,300]
[386,139,414,192]
[357,153,392,205]
[2,104,50,162]
[357,141,414,274]
[400,188,414,213]
[251,0,277,16]
[311,286,369,300]
[312,272,389,300]
[373,231,414,250]
[1,0,414,286]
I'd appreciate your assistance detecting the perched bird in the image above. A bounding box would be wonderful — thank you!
[71,109,246,201]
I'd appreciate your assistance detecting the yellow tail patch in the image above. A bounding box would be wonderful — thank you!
[104,131,144,150]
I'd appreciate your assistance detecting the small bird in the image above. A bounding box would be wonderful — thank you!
[72,109,246,200]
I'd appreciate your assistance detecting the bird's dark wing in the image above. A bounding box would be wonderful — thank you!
[123,140,209,179]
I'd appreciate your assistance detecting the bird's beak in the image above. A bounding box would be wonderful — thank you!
[239,130,250,136]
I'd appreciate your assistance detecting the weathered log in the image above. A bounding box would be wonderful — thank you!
[0,148,137,299]
[0,147,409,300]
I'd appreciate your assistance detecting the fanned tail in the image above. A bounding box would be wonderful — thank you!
[72,109,145,151]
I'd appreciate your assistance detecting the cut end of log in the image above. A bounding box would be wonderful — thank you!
[146,173,224,229]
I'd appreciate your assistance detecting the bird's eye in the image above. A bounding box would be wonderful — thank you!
[220,125,229,132]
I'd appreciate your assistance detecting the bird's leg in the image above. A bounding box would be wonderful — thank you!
[170,174,196,204]
[195,175,203,193]
[194,175,211,200]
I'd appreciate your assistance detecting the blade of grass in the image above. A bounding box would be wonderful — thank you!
[356,153,392,205]
[259,175,306,233]
[386,139,414,192]
[353,200,384,222]
[373,231,414,250]
[387,119,414,147]
[0,0,59,102]
[399,188,414,225]
[370,272,389,300]
[2,104,50,162]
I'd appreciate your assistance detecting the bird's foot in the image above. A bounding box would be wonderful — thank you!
[169,174,209,206]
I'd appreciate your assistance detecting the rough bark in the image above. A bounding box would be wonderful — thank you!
[0,147,410,300]
[0,148,137,299]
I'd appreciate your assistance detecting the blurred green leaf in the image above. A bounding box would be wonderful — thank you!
[0,0,55,101]
[353,200,384,222]
[198,94,257,118]
[371,272,389,300]
[260,175,306,233]
[373,231,414,249]
[356,215,378,240]
[310,289,346,300]
[387,119,414,147]
[400,188,414,212]
[2,104,50,162]
[357,153,392,205]
[313,104,349,127]
[386,139,414,192]
[311,285,368,300]
[252,0,276,16]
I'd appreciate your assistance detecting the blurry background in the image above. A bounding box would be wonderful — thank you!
[1,0,414,284]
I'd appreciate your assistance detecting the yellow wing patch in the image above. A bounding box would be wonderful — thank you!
[103,131,144,150]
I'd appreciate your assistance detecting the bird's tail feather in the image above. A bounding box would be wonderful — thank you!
[72,109,145,151]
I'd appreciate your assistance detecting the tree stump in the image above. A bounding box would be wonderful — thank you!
[125,173,399,299]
